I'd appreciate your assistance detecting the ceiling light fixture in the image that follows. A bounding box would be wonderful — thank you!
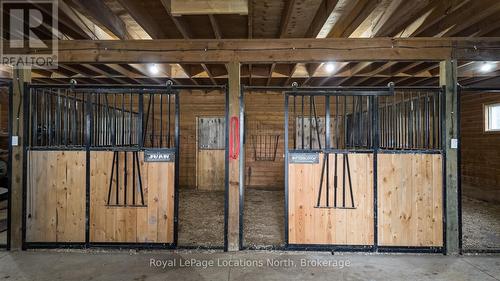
[480,62,495,73]
[325,62,335,73]
[149,64,159,75]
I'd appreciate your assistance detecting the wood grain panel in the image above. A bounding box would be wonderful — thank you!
[90,151,174,243]
[197,150,225,190]
[377,153,443,247]
[26,151,86,242]
[288,153,374,245]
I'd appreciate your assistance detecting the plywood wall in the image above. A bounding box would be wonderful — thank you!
[460,92,500,190]
[26,151,86,242]
[288,153,374,245]
[90,151,174,243]
[377,153,443,247]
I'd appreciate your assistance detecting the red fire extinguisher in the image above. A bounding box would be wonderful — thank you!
[229,116,239,160]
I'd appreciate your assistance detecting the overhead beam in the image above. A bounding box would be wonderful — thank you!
[279,0,297,38]
[170,0,248,16]
[50,38,500,63]
[65,0,132,39]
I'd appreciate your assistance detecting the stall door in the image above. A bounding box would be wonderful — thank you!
[197,117,225,190]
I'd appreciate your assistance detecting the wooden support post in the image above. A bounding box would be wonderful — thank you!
[10,68,31,250]
[226,61,241,251]
[439,60,459,255]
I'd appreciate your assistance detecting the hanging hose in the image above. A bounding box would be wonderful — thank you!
[229,116,240,160]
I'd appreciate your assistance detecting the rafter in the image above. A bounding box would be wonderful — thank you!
[65,0,132,39]
[279,0,296,38]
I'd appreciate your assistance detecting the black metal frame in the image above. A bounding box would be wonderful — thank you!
[21,83,228,251]
[0,81,13,250]
[239,85,447,254]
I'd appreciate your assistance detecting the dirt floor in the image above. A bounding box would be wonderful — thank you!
[243,189,285,248]
[462,195,500,251]
[178,189,224,248]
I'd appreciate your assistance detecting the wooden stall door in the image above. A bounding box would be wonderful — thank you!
[90,151,175,243]
[197,117,225,190]
[288,153,374,245]
[377,153,443,247]
[26,151,86,242]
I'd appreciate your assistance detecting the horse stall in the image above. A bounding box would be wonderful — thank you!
[177,89,227,249]
[22,84,229,249]
[240,85,445,252]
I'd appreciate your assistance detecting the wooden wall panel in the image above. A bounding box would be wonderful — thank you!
[90,151,174,243]
[288,153,374,245]
[460,92,500,190]
[197,150,225,190]
[377,153,443,247]
[26,151,86,242]
[179,91,225,189]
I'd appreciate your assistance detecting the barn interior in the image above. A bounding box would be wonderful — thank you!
[0,0,499,259]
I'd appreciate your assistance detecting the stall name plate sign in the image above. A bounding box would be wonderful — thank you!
[144,150,175,162]
[289,152,319,164]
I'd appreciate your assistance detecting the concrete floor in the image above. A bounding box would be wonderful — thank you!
[0,250,498,281]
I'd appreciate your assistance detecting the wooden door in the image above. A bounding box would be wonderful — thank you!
[197,117,225,190]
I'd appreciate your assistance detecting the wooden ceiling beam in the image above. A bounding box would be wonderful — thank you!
[416,0,500,37]
[64,0,132,39]
[50,38,500,63]
[279,0,297,38]
[266,63,276,86]
[327,0,377,38]
[305,0,340,38]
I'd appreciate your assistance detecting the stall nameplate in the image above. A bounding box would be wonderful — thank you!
[289,153,319,164]
[144,150,175,162]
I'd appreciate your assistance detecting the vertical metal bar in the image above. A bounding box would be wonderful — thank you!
[358,96,362,147]
[301,95,304,149]
[107,152,116,205]
[174,91,180,246]
[48,90,52,146]
[56,89,61,145]
[116,151,119,205]
[167,94,171,147]
[316,156,326,207]
[72,91,77,145]
[129,92,133,146]
[335,96,339,149]
[309,96,312,149]
[124,151,128,205]
[113,94,117,146]
[121,93,125,146]
[135,152,145,205]
[416,92,420,148]
[138,93,144,148]
[433,90,437,149]
[65,89,69,146]
[346,155,354,208]
[152,93,155,147]
[343,96,347,149]
[426,94,430,149]
[312,96,322,149]
[132,150,136,205]
[160,93,163,147]
[30,89,36,147]
[293,96,296,149]
[284,94,289,245]
[342,154,346,208]
[325,95,330,207]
